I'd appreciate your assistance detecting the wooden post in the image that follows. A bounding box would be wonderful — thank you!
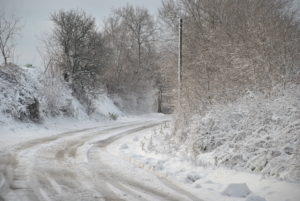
[178,18,183,108]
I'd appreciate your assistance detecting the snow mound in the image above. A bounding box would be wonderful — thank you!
[120,144,129,150]
[246,194,267,201]
[222,183,251,197]
[185,172,201,183]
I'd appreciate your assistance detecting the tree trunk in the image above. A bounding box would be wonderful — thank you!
[158,87,163,113]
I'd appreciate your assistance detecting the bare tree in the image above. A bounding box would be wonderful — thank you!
[0,13,20,65]
[48,9,110,113]
[159,0,300,116]
[116,6,156,72]
[103,5,160,112]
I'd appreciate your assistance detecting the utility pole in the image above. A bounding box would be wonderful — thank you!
[178,18,183,108]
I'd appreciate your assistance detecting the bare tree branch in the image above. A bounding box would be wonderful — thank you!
[0,13,21,65]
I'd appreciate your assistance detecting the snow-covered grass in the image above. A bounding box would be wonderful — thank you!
[108,124,300,201]
[141,85,300,182]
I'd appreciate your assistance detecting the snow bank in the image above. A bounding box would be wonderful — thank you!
[0,64,122,127]
[222,183,251,198]
[0,65,87,123]
[108,122,300,201]
[142,85,300,182]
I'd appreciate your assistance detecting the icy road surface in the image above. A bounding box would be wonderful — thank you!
[0,117,202,201]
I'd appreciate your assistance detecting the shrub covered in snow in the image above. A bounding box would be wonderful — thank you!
[38,74,88,119]
[142,85,300,182]
[0,65,41,123]
[0,65,89,123]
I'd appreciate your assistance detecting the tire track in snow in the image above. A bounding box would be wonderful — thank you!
[87,122,203,201]
[0,119,203,201]
[0,121,146,201]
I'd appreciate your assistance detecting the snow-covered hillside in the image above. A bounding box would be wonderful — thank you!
[142,85,300,182]
[0,64,122,128]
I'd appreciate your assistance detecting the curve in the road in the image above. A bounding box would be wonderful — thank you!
[0,120,203,201]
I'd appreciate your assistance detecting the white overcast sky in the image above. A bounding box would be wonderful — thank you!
[0,0,162,66]
[1,0,299,67]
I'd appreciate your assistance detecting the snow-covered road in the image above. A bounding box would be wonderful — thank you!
[0,118,202,201]
[1,115,299,201]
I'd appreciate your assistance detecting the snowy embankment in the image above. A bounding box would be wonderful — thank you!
[108,122,300,201]
[105,85,299,201]
[143,85,300,182]
[0,65,122,140]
